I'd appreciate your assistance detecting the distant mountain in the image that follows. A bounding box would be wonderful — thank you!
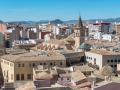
[50,19,64,24]
[36,19,64,24]
[64,17,120,24]
[7,19,64,25]
[5,17,120,25]
[36,20,49,24]
[86,17,120,23]
[7,21,36,25]
[64,20,77,24]
[0,20,4,23]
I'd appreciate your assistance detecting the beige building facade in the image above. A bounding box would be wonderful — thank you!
[0,51,66,83]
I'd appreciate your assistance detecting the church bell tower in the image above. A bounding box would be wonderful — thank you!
[74,16,85,49]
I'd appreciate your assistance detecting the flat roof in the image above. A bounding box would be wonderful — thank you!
[1,51,66,62]
[86,49,120,55]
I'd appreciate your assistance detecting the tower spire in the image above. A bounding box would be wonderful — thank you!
[78,15,83,28]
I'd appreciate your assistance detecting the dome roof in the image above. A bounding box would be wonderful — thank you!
[80,43,91,50]
[35,71,53,80]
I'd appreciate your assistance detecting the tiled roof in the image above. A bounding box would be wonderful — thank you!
[74,65,95,72]
[87,49,120,55]
[70,70,86,82]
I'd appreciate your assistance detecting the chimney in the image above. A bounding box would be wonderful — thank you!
[70,66,75,72]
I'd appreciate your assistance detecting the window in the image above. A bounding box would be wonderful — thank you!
[94,59,96,64]
[107,60,109,63]
[111,65,113,67]
[22,64,24,67]
[32,63,35,67]
[87,56,88,59]
[91,57,92,60]
[114,65,117,67]
[16,74,20,80]
[21,74,24,80]
[111,60,113,63]
[50,62,53,66]
[7,70,8,77]
[119,60,120,62]
[44,63,46,65]
[67,78,69,80]
[40,63,42,65]
[60,62,63,66]
[94,58,96,61]
[27,74,31,80]
[18,64,21,67]
[115,60,117,63]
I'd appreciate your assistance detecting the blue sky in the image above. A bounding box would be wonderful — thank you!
[0,0,119,21]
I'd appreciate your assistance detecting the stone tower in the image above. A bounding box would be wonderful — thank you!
[74,16,85,49]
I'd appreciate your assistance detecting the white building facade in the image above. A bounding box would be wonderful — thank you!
[85,50,120,70]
